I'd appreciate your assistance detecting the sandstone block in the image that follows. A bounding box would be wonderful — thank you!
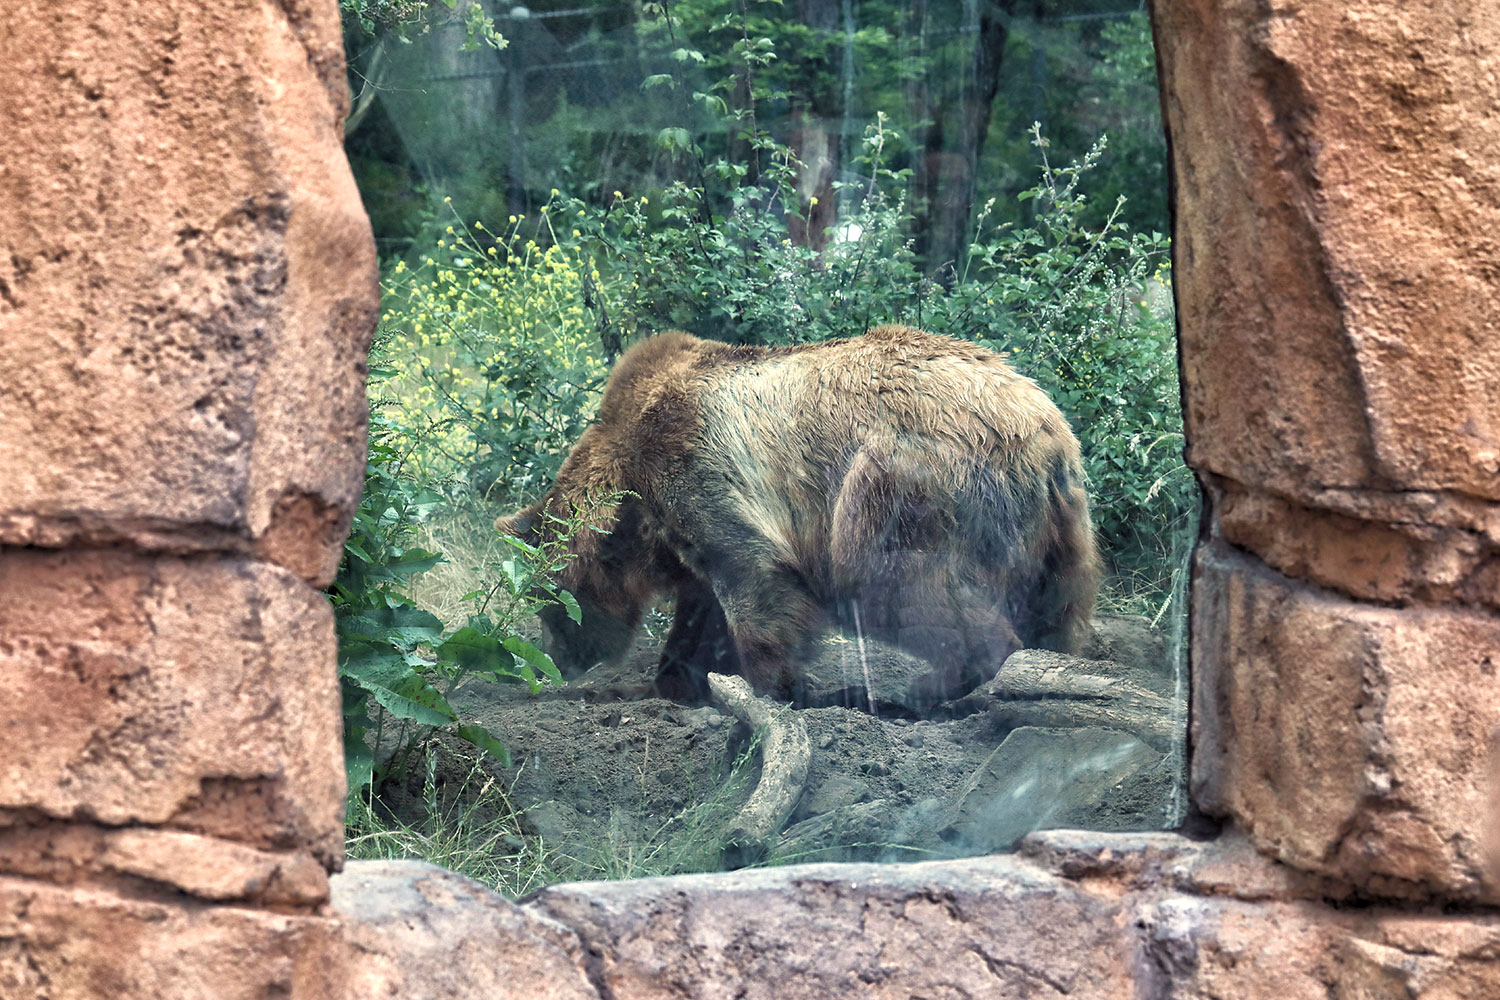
[0,0,378,586]
[1133,894,1500,1000]
[0,549,344,868]
[0,824,327,907]
[1192,541,1500,901]
[1349,914,1500,999]
[1153,0,1500,502]
[331,860,597,1000]
[527,856,1133,998]
[0,875,344,1000]
[1135,897,1347,1000]
[1217,486,1500,615]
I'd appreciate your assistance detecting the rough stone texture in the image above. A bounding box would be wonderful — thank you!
[957,648,1182,752]
[526,854,1135,999]
[0,823,328,908]
[1135,896,1500,1000]
[0,875,346,1000]
[1192,542,1500,901]
[1153,0,1500,899]
[0,0,378,588]
[0,0,372,994]
[1154,0,1500,504]
[0,549,345,869]
[323,833,1500,1000]
[333,861,597,1000]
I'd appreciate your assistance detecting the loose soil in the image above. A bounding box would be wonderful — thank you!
[376,613,1183,882]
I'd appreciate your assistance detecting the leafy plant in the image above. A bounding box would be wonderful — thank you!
[330,363,612,799]
[340,0,504,51]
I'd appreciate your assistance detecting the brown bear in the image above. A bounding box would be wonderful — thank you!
[495,324,1100,706]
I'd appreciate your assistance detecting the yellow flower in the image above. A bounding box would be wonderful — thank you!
[639,196,649,205]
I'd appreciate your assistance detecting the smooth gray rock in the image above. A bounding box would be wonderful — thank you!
[943,726,1172,852]
[955,648,1185,752]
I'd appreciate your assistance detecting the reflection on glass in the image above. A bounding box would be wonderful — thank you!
[336,0,1196,892]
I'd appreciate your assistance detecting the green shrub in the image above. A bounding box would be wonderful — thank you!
[330,357,615,800]
[370,119,1188,596]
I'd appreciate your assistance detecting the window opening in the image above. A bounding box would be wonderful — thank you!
[334,0,1195,891]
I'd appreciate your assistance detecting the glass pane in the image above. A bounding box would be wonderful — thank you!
[337,0,1195,891]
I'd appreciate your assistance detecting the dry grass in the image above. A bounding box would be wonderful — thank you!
[346,747,567,898]
[403,505,525,631]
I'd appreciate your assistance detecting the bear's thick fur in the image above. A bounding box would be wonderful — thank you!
[496,325,1100,705]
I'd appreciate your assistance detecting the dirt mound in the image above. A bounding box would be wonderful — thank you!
[377,615,1184,880]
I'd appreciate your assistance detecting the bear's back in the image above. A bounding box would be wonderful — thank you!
[691,325,1068,469]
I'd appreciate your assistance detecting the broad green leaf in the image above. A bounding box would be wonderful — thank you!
[499,557,526,594]
[342,650,455,727]
[373,548,442,583]
[436,626,508,675]
[656,127,693,152]
[367,605,445,647]
[504,636,562,685]
[557,589,582,626]
[345,740,375,795]
[454,724,511,767]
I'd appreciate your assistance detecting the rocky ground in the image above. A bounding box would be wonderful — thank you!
[377,613,1186,879]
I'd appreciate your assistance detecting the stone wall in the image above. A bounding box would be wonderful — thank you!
[1,0,1496,997]
[1155,0,1500,903]
[0,0,376,994]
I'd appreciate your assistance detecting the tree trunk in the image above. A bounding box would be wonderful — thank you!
[911,0,1016,279]
[933,0,1014,278]
[786,0,843,250]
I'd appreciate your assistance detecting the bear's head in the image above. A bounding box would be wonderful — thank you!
[494,494,661,678]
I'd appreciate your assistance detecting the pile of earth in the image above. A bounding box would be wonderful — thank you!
[376,613,1185,877]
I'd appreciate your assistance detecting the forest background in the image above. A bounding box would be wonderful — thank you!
[330,0,1192,877]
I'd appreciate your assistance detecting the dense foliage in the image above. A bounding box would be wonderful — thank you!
[341,1,1166,258]
[368,123,1187,583]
